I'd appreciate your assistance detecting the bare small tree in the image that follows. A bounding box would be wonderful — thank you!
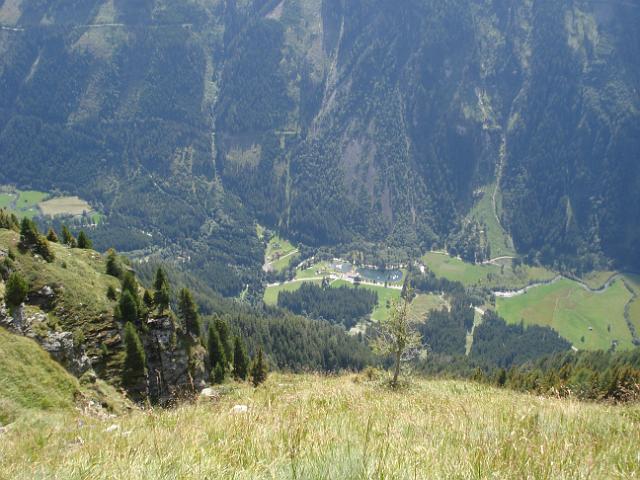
[371,286,422,388]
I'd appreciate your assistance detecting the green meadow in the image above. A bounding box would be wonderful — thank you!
[330,280,401,322]
[408,293,449,323]
[468,184,516,259]
[496,278,634,351]
[263,280,323,306]
[422,252,556,289]
[265,234,299,272]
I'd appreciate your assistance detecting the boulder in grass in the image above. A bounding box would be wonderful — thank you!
[230,405,248,414]
[200,387,219,401]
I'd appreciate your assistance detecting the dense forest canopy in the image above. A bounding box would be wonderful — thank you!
[0,0,639,286]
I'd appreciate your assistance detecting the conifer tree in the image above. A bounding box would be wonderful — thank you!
[0,209,19,230]
[61,225,75,247]
[153,267,170,315]
[143,290,154,310]
[19,217,38,248]
[121,271,140,306]
[46,228,59,243]
[76,230,92,249]
[105,249,122,278]
[106,285,117,301]
[212,363,225,384]
[214,317,233,363]
[178,288,200,336]
[233,336,249,381]
[119,290,139,325]
[122,322,147,396]
[208,323,226,372]
[35,235,55,262]
[250,347,268,387]
[4,272,28,313]
[19,218,54,262]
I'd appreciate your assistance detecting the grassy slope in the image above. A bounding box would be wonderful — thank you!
[468,184,515,258]
[0,328,128,426]
[623,274,640,335]
[0,228,122,374]
[422,252,556,289]
[0,229,119,323]
[1,374,638,479]
[497,279,634,351]
[0,328,80,424]
[265,235,298,272]
[408,293,449,323]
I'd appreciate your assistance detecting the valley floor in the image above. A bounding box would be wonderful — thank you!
[1,374,638,479]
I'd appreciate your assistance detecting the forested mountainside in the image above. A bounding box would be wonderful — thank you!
[1,0,639,279]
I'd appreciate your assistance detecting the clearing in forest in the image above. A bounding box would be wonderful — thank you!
[422,252,555,289]
[38,196,93,217]
[264,233,299,272]
[408,293,449,323]
[496,278,634,351]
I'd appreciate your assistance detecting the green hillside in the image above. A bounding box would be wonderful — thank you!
[0,328,127,425]
[0,228,124,378]
[497,279,634,351]
[422,252,556,289]
[0,328,79,424]
[1,374,637,479]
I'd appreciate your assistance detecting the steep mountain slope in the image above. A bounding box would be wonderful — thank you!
[1,0,638,274]
[0,223,373,403]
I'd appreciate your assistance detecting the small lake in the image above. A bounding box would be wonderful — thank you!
[331,262,403,284]
[358,267,403,284]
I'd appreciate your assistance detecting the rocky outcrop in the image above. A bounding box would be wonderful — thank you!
[34,330,92,376]
[1,294,208,405]
[0,296,92,376]
[144,317,207,405]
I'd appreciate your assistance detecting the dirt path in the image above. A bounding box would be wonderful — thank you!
[493,273,624,298]
[263,249,299,272]
[483,256,516,265]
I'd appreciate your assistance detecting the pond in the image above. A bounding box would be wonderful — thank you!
[330,261,403,284]
[357,267,403,284]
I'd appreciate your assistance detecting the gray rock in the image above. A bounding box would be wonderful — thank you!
[38,331,92,376]
[39,285,55,297]
[200,387,219,400]
[144,316,207,405]
[0,303,24,332]
[230,405,249,414]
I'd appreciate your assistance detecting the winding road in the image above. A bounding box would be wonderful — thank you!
[493,273,624,298]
